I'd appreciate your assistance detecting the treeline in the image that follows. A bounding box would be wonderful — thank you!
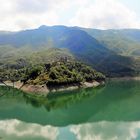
[0,60,105,87]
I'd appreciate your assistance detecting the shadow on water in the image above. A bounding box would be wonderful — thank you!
[0,80,140,126]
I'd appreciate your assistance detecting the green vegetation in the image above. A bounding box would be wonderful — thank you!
[23,60,105,86]
[81,28,140,56]
[0,26,139,77]
[0,59,105,88]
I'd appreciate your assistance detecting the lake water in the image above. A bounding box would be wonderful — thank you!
[0,80,140,140]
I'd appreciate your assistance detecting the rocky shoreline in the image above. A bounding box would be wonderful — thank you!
[0,80,104,95]
[22,81,104,95]
[2,76,140,95]
[108,76,140,81]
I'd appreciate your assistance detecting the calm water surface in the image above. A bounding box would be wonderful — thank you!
[0,80,140,140]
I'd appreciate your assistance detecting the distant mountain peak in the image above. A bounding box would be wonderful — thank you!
[38,25,69,30]
[38,25,48,29]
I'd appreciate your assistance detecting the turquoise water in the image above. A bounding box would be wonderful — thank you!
[0,80,140,140]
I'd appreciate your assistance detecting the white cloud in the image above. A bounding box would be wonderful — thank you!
[70,0,140,29]
[70,121,140,140]
[0,0,68,31]
[0,119,59,140]
[1,119,140,140]
[0,0,140,31]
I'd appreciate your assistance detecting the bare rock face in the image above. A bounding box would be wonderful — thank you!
[21,81,103,95]
[83,81,100,88]
[0,80,104,95]
[22,84,49,95]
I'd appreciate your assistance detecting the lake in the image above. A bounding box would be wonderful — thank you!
[0,80,140,140]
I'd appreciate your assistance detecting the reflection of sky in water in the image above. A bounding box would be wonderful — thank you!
[0,120,58,140]
[1,120,140,140]
[70,121,140,140]
[0,80,140,139]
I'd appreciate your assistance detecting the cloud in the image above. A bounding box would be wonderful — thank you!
[0,0,140,31]
[70,0,140,29]
[1,119,140,140]
[70,121,140,140]
[0,119,59,140]
[0,0,67,31]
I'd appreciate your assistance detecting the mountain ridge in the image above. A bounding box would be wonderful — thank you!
[0,25,139,77]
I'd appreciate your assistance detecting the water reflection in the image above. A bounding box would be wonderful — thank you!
[70,121,140,140]
[1,120,140,140]
[0,80,140,139]
[0,80,140,126]
[0,119,58,140]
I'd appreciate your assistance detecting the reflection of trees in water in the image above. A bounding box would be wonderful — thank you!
[0,80,140,126]
[0,86,24,97]
[23,86,105,112]
[0,86,10,96]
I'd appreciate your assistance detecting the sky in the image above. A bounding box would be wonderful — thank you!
[0,0,140,31]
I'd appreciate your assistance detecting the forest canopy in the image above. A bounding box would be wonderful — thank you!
[0,59,105,87]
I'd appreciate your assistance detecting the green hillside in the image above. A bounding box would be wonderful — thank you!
[0,25,139,77]
[81,28,140,57]
[0,59,105,87]
[25,61,105,86]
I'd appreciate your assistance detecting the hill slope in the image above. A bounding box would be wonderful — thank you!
[81,28,140,57]
[0,25,139,77]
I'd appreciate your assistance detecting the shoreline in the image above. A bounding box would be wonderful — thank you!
[108,76,140,81]
[1,76,139,95]
[0,80,104,95]
[21,81,103,95]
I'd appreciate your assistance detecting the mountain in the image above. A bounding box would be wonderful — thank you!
[0,25,139,77]
[81,28,140,57]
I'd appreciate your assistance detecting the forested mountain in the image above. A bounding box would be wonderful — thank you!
[0,25,139,77]
[81,28,140,57]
